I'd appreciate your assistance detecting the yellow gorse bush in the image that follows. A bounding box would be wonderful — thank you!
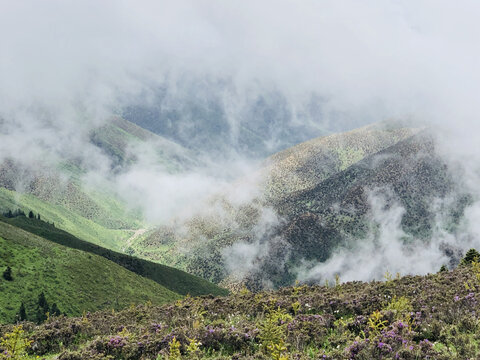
[0,325,32,360]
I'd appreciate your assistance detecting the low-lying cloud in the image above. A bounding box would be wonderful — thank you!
[295,188,467,284]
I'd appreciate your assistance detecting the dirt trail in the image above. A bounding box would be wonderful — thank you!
[123,228,147,251]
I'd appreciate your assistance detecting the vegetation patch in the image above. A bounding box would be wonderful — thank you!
[4,250,480,359]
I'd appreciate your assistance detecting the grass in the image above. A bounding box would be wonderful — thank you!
[0,221,181,324]
[0,215,228,298]
[0,187,136,251]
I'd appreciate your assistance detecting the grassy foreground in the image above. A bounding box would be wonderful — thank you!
[2,263,480,359]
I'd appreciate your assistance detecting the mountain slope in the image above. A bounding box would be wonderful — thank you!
[122,86,327,159]
[259,131,469,285]
[0,215,228,298]
[89,116,196,171]
[262,122,421,203]
[0,116,196,252]
[0,220,181,324]
[134,123,449,289]
[0,187,133,251]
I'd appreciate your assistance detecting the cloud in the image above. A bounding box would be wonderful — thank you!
[2,1,480,152]
[295,188,468,283]
[1,1,479,126]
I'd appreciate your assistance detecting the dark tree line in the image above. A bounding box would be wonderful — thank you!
[3,209,25,218]
[3,208,42,220]
[2,209,53,226]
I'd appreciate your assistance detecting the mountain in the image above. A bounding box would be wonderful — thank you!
[1,117,469,294]
[89,116,196,171]
[5,257,479,359]
[132,123,469,290]
[261,122,421,202]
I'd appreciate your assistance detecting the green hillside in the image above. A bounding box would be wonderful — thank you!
[0,117,196,253]
[0,187,133,251]
[262,122,421,202]
[0,215,228,298]
[89,116,197,171]
[0,220,181,324]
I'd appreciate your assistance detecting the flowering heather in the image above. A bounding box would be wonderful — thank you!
[2,265,480,359]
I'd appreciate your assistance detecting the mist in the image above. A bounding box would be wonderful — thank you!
[2,1,480,286]
[295,188,469,284]
[4,1,480,139]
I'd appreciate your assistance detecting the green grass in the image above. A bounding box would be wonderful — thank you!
[0,215,228,298]
[0,187,132,251]
[0,221,181,324]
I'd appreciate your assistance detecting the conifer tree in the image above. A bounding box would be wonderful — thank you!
[38,292,48,309]
[17,302,27,321]
[36,292,49,323]
[2,266,13,281]
[50,303,61,317]
[462,248,480,265]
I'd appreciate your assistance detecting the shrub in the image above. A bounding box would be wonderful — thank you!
[0,325,32,359]
[186,337,201,358]
[168,336,181,359]
[385,296,413,316]
[367,310,388,336]
[259,307,292,352]
[439,265,448,272]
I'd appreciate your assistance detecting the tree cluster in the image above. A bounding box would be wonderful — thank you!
[2,209,26,218]
[15,292,63,323]
[2,208,54,226]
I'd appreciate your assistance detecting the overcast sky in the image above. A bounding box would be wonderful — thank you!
[1,1,479,130]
